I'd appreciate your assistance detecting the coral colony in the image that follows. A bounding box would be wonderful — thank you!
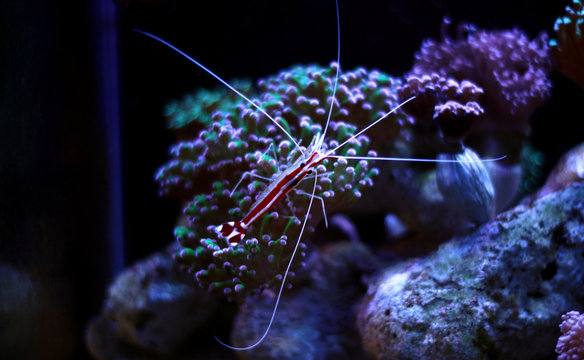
[163,64,385,299]
[408,22,551,160]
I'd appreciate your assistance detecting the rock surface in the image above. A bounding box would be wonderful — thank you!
[229,241,384,360]
[86,243,236,359]
[358,183,584,360]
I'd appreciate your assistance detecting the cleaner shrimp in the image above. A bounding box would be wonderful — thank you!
[136,0,502,351]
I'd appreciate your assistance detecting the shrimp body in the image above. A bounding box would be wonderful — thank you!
[216,133,327,244]
[214,93,419,246]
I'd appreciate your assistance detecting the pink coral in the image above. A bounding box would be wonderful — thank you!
[556,311,584,360]
[410,24,551,136]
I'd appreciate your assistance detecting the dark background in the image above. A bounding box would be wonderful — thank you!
[1,0,581,358]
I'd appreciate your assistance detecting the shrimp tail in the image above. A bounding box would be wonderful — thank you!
[215,221,247,245]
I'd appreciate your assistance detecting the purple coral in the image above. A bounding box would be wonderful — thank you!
[396,74,484,151]
[410,23,552,137]
[556,311,584,360]
[550,0,584,88]
[434,101,484,140]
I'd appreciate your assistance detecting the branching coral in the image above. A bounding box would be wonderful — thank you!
[409,23,552,158]
[160,63,409,299]
[550,0,584,88]
[556,311,584,360]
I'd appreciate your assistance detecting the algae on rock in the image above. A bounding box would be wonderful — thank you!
[358,183,584,360]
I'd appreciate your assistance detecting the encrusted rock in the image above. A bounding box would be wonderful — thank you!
[358,183,584,360]
[86,243,233,359]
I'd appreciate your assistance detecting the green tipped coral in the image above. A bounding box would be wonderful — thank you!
[164,80,254,140]
[550,0,584,88]
[160,63,401,299]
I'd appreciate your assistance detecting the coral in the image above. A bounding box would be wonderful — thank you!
[410,23,552,158]
[434,101,484,142]
[164,79,254,141]
[161,63,406,299]
[556,311,584,360]
[550,0,584,88]
[345,73,495,231]
[357,183,584,359]
[399,24,552,217]
[257,64,408,150]
[396,74,484,151]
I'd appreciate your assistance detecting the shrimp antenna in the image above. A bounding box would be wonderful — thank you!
[321,0,341,142]
[327,96,507,163]
[329,154,508,163]
[215,168,319,351]
[328,96,416,155]
[133,29,304,153]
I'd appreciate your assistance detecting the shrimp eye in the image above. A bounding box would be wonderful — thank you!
[300,162,306,168]
[307,169,313,175]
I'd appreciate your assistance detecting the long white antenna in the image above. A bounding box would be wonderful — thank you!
[326,95,507,163]
[329,155,507,163]
[328,96,415,155]
[134,29,304,153]
[214,168,319,351]
[321,0,341,142]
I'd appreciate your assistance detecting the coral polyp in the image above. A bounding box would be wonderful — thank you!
[556,311,584,360]
[396,74,484,151]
